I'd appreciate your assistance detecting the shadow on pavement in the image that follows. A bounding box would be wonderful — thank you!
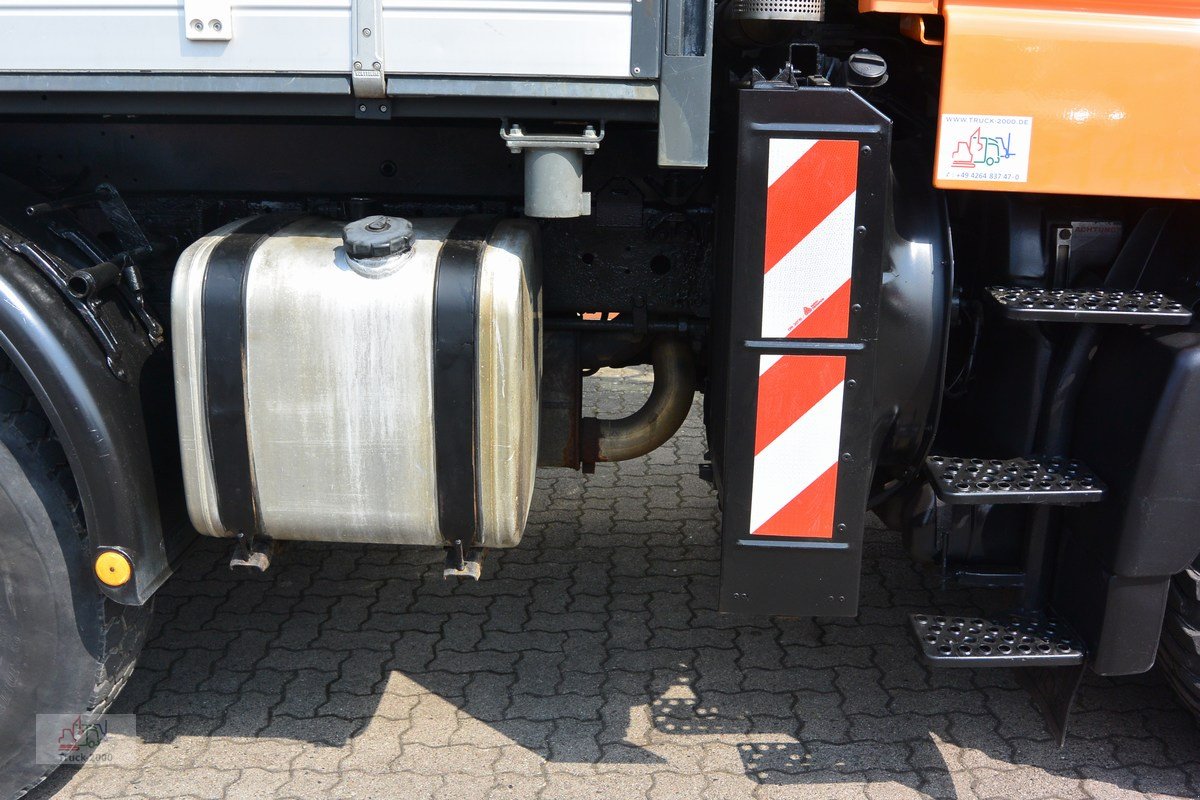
[27,376,1200,798]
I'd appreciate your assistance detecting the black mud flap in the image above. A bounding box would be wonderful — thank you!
[710,87,891,617]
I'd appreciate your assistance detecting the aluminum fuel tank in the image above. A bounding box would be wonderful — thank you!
[172,216,540,547]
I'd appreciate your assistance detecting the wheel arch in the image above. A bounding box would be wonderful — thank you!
[0,229,169,606]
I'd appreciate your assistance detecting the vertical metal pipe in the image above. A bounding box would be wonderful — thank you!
[524,148,589,218]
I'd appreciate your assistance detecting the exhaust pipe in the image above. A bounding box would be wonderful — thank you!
[581,337,696,464]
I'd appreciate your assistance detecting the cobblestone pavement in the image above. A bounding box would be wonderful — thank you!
[31,368,1200,800]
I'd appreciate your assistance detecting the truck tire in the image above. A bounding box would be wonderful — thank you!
[0,360,151,799]
[1157,560,1200,717]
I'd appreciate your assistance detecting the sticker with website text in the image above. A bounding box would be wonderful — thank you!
[938,114,1033,183]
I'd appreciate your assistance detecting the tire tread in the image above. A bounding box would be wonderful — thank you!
[0,360,150,799]
[1159,562,1200,716]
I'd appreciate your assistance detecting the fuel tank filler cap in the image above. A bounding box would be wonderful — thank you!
[342,215,414,259]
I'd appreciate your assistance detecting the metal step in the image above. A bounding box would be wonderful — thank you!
[910,613,1084,667]
[924,456,1105,506]
[987,287,1192,325]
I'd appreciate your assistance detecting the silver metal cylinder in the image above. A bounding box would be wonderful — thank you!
[524,148,591,219]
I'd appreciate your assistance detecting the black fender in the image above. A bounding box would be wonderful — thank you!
[0,225,168,605]
[870,144,953,488]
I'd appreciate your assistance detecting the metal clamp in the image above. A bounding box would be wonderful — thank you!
[502,123,604,218]
[184,0,232,41]
[351,0,386,99]
[501,123,605,154]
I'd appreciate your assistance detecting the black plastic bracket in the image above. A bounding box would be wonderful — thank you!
[32,183,164,351]
[0,231,132,379]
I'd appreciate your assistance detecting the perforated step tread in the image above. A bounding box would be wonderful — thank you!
[911,613,1084,667]
[987,287,1192,325]
[925,456,1105,505]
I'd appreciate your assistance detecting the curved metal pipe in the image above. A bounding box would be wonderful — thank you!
[581,337,696,463]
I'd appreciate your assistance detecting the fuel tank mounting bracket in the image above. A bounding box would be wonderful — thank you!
[444,542,485,580]
[229,532,272,572]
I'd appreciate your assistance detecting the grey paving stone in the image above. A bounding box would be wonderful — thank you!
[27,368,1200,800]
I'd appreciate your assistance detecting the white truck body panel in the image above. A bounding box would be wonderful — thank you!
[0,0,632,78]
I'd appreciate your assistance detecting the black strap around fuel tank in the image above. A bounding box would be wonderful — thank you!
[202,214,297,536]
[432,216,498,548]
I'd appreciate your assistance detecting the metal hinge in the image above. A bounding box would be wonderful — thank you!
[351,0,387,104]
[184,0,232,41]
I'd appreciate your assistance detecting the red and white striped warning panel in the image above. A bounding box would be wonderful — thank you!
[749,354,846,538]
[762,138,859,340]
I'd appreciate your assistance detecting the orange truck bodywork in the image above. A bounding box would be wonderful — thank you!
[861,0,1200,200]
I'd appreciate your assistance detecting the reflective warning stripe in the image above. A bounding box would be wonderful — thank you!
[749,355,845,538]
[762,138,859,340]
[750,137,858,539]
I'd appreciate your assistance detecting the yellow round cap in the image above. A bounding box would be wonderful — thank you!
[94,551,132,587]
